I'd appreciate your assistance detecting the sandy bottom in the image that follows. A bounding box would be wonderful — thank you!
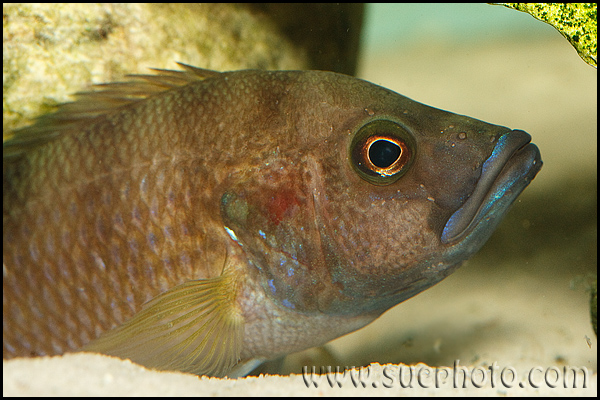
[4,33,597,396]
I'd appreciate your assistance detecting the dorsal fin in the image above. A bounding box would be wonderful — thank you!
[3,63,221,158]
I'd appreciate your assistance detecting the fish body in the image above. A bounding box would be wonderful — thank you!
[3,65,541,376]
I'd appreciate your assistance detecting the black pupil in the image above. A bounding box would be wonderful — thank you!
[369,139,401,168]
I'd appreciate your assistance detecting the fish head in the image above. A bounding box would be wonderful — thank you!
[220,71,542,317]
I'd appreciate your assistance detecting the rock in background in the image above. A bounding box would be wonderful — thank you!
[3,3,363,134]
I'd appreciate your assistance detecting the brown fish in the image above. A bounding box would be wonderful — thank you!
[3,64,542,377]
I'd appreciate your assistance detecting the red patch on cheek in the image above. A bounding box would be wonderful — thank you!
[267,189,301,225]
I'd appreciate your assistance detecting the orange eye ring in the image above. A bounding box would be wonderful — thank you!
[350,119,416,185]
[360,135,411,177]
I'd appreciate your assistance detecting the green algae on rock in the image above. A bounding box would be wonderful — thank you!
[497,3,597,68]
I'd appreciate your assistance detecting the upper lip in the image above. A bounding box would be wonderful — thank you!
[441,130,542,244]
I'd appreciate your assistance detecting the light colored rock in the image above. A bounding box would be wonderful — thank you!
[3,3,307,133]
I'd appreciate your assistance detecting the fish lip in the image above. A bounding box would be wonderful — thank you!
[441,130,542,244]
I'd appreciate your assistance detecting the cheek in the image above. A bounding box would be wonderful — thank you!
[322,197,440,273]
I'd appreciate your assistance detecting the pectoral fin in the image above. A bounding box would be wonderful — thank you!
[82,270,243,377]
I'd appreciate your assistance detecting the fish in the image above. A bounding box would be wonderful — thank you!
[3,63,542,377]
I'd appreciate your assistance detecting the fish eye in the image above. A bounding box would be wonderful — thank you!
[350,119,416,185]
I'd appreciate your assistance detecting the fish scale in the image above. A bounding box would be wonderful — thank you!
[3,64,541,376]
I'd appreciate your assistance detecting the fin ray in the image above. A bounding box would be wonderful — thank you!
[82,269,243,377]
[4,63,222,158]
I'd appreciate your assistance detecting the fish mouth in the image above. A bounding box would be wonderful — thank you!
[441,130,542,245]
